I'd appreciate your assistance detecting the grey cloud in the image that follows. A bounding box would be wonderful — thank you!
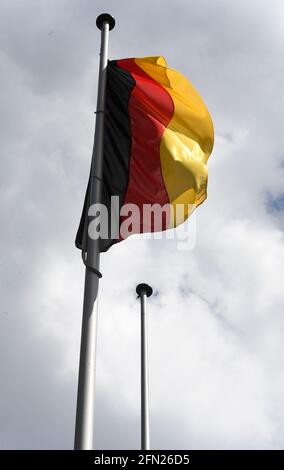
[1,0,284,451]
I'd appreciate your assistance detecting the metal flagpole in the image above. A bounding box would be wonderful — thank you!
[136,283,153,451]
[74,13,115,451]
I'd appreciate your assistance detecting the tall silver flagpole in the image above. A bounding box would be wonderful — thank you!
[136,283,153,451]
[74,13,115,451]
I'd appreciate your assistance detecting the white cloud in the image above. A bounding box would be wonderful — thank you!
[0,0,284,450]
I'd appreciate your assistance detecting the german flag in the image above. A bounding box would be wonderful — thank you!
[76,57,214,252]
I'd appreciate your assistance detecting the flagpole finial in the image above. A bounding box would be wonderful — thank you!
[96,13,115,31]
[136,283,153,298]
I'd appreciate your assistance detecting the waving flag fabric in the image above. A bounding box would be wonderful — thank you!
[76,56,214,252]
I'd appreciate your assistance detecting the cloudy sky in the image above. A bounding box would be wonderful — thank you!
[1,0,284,450]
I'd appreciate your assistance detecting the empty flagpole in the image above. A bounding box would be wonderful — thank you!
[136,283,153,450]
[74,13,115,451]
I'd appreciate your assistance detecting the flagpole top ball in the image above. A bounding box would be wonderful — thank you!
[136,283,153,298]
[96,13,115,31]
